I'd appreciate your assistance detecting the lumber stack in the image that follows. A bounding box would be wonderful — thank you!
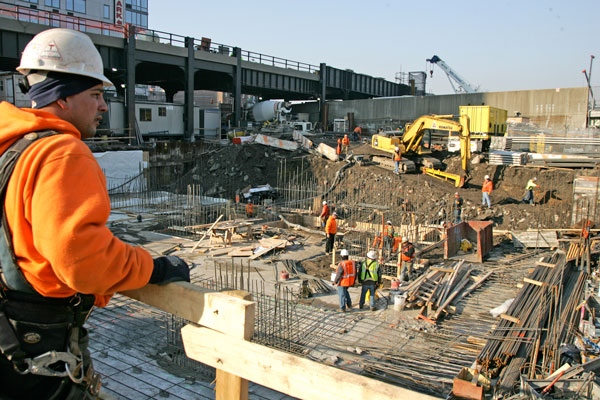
[403,261,473,321]
[488,150,528,166]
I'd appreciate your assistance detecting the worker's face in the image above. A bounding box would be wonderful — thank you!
[61,84,108,139]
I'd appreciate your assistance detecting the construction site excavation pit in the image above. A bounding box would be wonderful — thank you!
[91,139,600,399]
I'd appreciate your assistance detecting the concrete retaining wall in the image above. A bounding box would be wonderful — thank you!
[325,87,588,132]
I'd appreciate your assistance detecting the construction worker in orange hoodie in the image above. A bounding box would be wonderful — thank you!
[341,134,350,154]
[336,138,341,155]
[0,29,190,399]
[325,212,338,254]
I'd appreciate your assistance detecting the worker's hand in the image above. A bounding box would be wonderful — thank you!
[149,256,191,285]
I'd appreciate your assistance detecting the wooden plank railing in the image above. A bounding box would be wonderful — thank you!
[121,282,438,400]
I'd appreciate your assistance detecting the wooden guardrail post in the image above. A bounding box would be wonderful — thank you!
[216,290,254,400]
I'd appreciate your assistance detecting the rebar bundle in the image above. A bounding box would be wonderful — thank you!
[476,251,587,394]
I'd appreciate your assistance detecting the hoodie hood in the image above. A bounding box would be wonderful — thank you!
[0,102,80,154]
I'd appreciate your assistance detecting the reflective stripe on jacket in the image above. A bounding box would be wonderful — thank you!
[383,225,394,237]
[342,136,350,145]
[338,260,356,287]
[401,243,415,262]
[360,260,379,282]
[393,150,401,161]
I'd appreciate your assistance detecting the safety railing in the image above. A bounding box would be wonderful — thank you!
[120,282,438,400]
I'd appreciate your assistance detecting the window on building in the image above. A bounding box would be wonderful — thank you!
[103,4,110,18]
[50,14,60,26]
[25,0,38,3]
[44,0,59,7]
[125,10,132,24]
[139,108,152,122]
[66,0,85,13]
[0,80,4,92]
[158,107,166,117]
[140,14,147,27]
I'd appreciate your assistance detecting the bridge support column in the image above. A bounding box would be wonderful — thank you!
[320,63,327,130]
[126,24,137,145]
[233,46,242,128]
[184,37,195,142]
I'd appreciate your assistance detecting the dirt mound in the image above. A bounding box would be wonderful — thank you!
[175,140,578,231]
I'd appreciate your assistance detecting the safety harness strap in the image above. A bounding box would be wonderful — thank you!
[0,131,59,294]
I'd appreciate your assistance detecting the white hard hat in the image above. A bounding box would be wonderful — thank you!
[322,200,327,205]
[455,192,459,196]
[367,250,377,260]
[17,28,113,86]
[484,175,490,180]
[395,146,399,151]
[402,237,408,243]
[340,249,349,257]
[386,220,392,224]
[533,177,537,181]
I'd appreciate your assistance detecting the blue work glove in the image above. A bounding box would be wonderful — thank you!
[149,256,190,285]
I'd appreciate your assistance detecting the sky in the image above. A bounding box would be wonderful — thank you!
[150,0,599,95]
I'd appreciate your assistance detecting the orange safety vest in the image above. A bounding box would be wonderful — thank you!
[338,259,356,287]
[401,243,415,262]
[383,225,394,237]
[482,180,493,193]
[583,222,591,239]
[393,150,401,161]
[342,136,350,145]
[246,203,254,215]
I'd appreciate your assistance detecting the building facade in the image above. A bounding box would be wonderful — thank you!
[1,0,147,35]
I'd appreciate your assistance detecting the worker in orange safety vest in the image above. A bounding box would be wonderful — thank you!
[399,237,415,282]
[482,175,493,208]
[341,134,350,154]
[383,220,395,257]
[333,249,356,312]
[393,146,402,175]
[336,138,341,155]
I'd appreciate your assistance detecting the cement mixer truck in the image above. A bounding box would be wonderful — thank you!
[248,100,291,123]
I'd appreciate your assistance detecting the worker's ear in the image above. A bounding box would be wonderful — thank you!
[55,98,69,110]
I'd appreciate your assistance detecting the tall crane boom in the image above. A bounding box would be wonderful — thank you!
[426,55,477,94]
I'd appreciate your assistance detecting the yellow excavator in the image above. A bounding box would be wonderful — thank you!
[371,114,471,187]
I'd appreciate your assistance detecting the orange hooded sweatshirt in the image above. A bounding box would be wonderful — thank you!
[0,102,153,307]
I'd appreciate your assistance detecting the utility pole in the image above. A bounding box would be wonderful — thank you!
[583,55,596,128]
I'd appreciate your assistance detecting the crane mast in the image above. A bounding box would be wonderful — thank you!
[426,55,477,94]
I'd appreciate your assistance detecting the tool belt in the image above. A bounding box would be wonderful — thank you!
[0,132,101,397]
